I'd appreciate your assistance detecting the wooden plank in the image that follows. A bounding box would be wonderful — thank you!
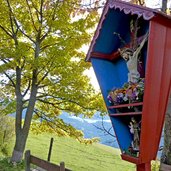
[30,155,71,171]
[91,51,120,61]
[153,26,171,157]
[140,20,168,163]
[110,112,142,116]
[108,102,143,109]
[60,162,65,171]
[121,154,141,164]
[30,155,60,171]
[25,150,31,171]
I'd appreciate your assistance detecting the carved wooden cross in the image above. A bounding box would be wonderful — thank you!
[90,33,147,61]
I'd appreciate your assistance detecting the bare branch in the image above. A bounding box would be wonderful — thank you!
[40,0,44,24]
[25,0,38,32]
[5,0,16,35]
[0,25,13,38]
[40,43,59,51]
[36,98,63,106]
[13,18,35,43]
[36,93,97,111]
[34,108,82,140]
[37,71,49,85]
[3,71,16,88]
[39,1,59,42]
[22,80,31,97]
[37,84,48,89]
[93,116,115,138]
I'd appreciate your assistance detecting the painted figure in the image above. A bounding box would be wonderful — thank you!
[129,117,141,151]
[119,33,148,83]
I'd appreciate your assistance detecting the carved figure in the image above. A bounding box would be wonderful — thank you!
[129,117,140,151]
[119,33,148,83]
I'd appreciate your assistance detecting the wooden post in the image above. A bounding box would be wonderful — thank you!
[137,162,151,171]
[47,137,54,162]
[25,150,31,171]
[60,162,65,171]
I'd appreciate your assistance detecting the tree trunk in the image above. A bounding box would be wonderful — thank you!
[11,81,38,162]
[161,0,167,12]
[160,97,171,170]
[11,130,28,162]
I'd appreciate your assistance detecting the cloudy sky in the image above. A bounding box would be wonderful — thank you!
[123,0,171,9]
[145,0,162,8]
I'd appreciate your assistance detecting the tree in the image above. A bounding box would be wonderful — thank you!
[162,0,168,12]
[0,0,105,162]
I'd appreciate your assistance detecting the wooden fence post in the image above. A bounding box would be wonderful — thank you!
[47,137,54,162]
[60,162,65,171]
[25,150,31,171]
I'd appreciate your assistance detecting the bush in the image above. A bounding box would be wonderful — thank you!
[151,160,159,171]
[0,116,15,156]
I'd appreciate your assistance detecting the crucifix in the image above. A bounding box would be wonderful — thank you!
[119,33,148,83]
[91,33,148,82]
[90,19,148,83]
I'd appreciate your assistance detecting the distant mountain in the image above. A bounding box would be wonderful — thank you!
[59,112,163,158]
[10,110,118,148]
[60,112,119,148]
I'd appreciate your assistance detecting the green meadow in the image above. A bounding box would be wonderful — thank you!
[0,133,135,171]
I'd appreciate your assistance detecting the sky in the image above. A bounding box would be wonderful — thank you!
[145,0,162,8]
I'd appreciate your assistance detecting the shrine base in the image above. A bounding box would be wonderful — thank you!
[137,162,151,171]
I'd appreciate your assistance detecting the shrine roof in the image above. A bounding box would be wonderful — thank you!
[86,0,171,62]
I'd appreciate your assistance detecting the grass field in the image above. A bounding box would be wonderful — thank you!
[0,133,136,171]
[27,133,136,171]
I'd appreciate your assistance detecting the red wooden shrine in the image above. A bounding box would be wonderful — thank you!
[86,0,171,171]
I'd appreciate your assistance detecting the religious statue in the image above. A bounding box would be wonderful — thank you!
[129,117,141,151]
[119,33,148,83]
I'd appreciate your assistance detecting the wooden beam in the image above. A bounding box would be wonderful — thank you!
[25,150,31,171]
[91,51,120,61]
[24,150,71,171]
[90,35,146,61]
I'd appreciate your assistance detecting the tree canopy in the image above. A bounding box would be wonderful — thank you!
[0,0,106,161]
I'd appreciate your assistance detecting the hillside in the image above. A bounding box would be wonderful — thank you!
[60,112,119,148]
[25,133,135,171]
[0,132,135,171]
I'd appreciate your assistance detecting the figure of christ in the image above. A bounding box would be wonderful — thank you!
[119,33,148,83]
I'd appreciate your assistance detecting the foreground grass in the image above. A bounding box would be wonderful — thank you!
[0,133,135,171]
[0,158,24,171]
[26,133,135,171]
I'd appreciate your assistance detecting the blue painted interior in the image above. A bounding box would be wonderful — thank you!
[91,58,128,106]
[93,9,131,54]
[90,8,149,151]
[92,58,133,150]
[110,117,133,151]
[93,8,149,55]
